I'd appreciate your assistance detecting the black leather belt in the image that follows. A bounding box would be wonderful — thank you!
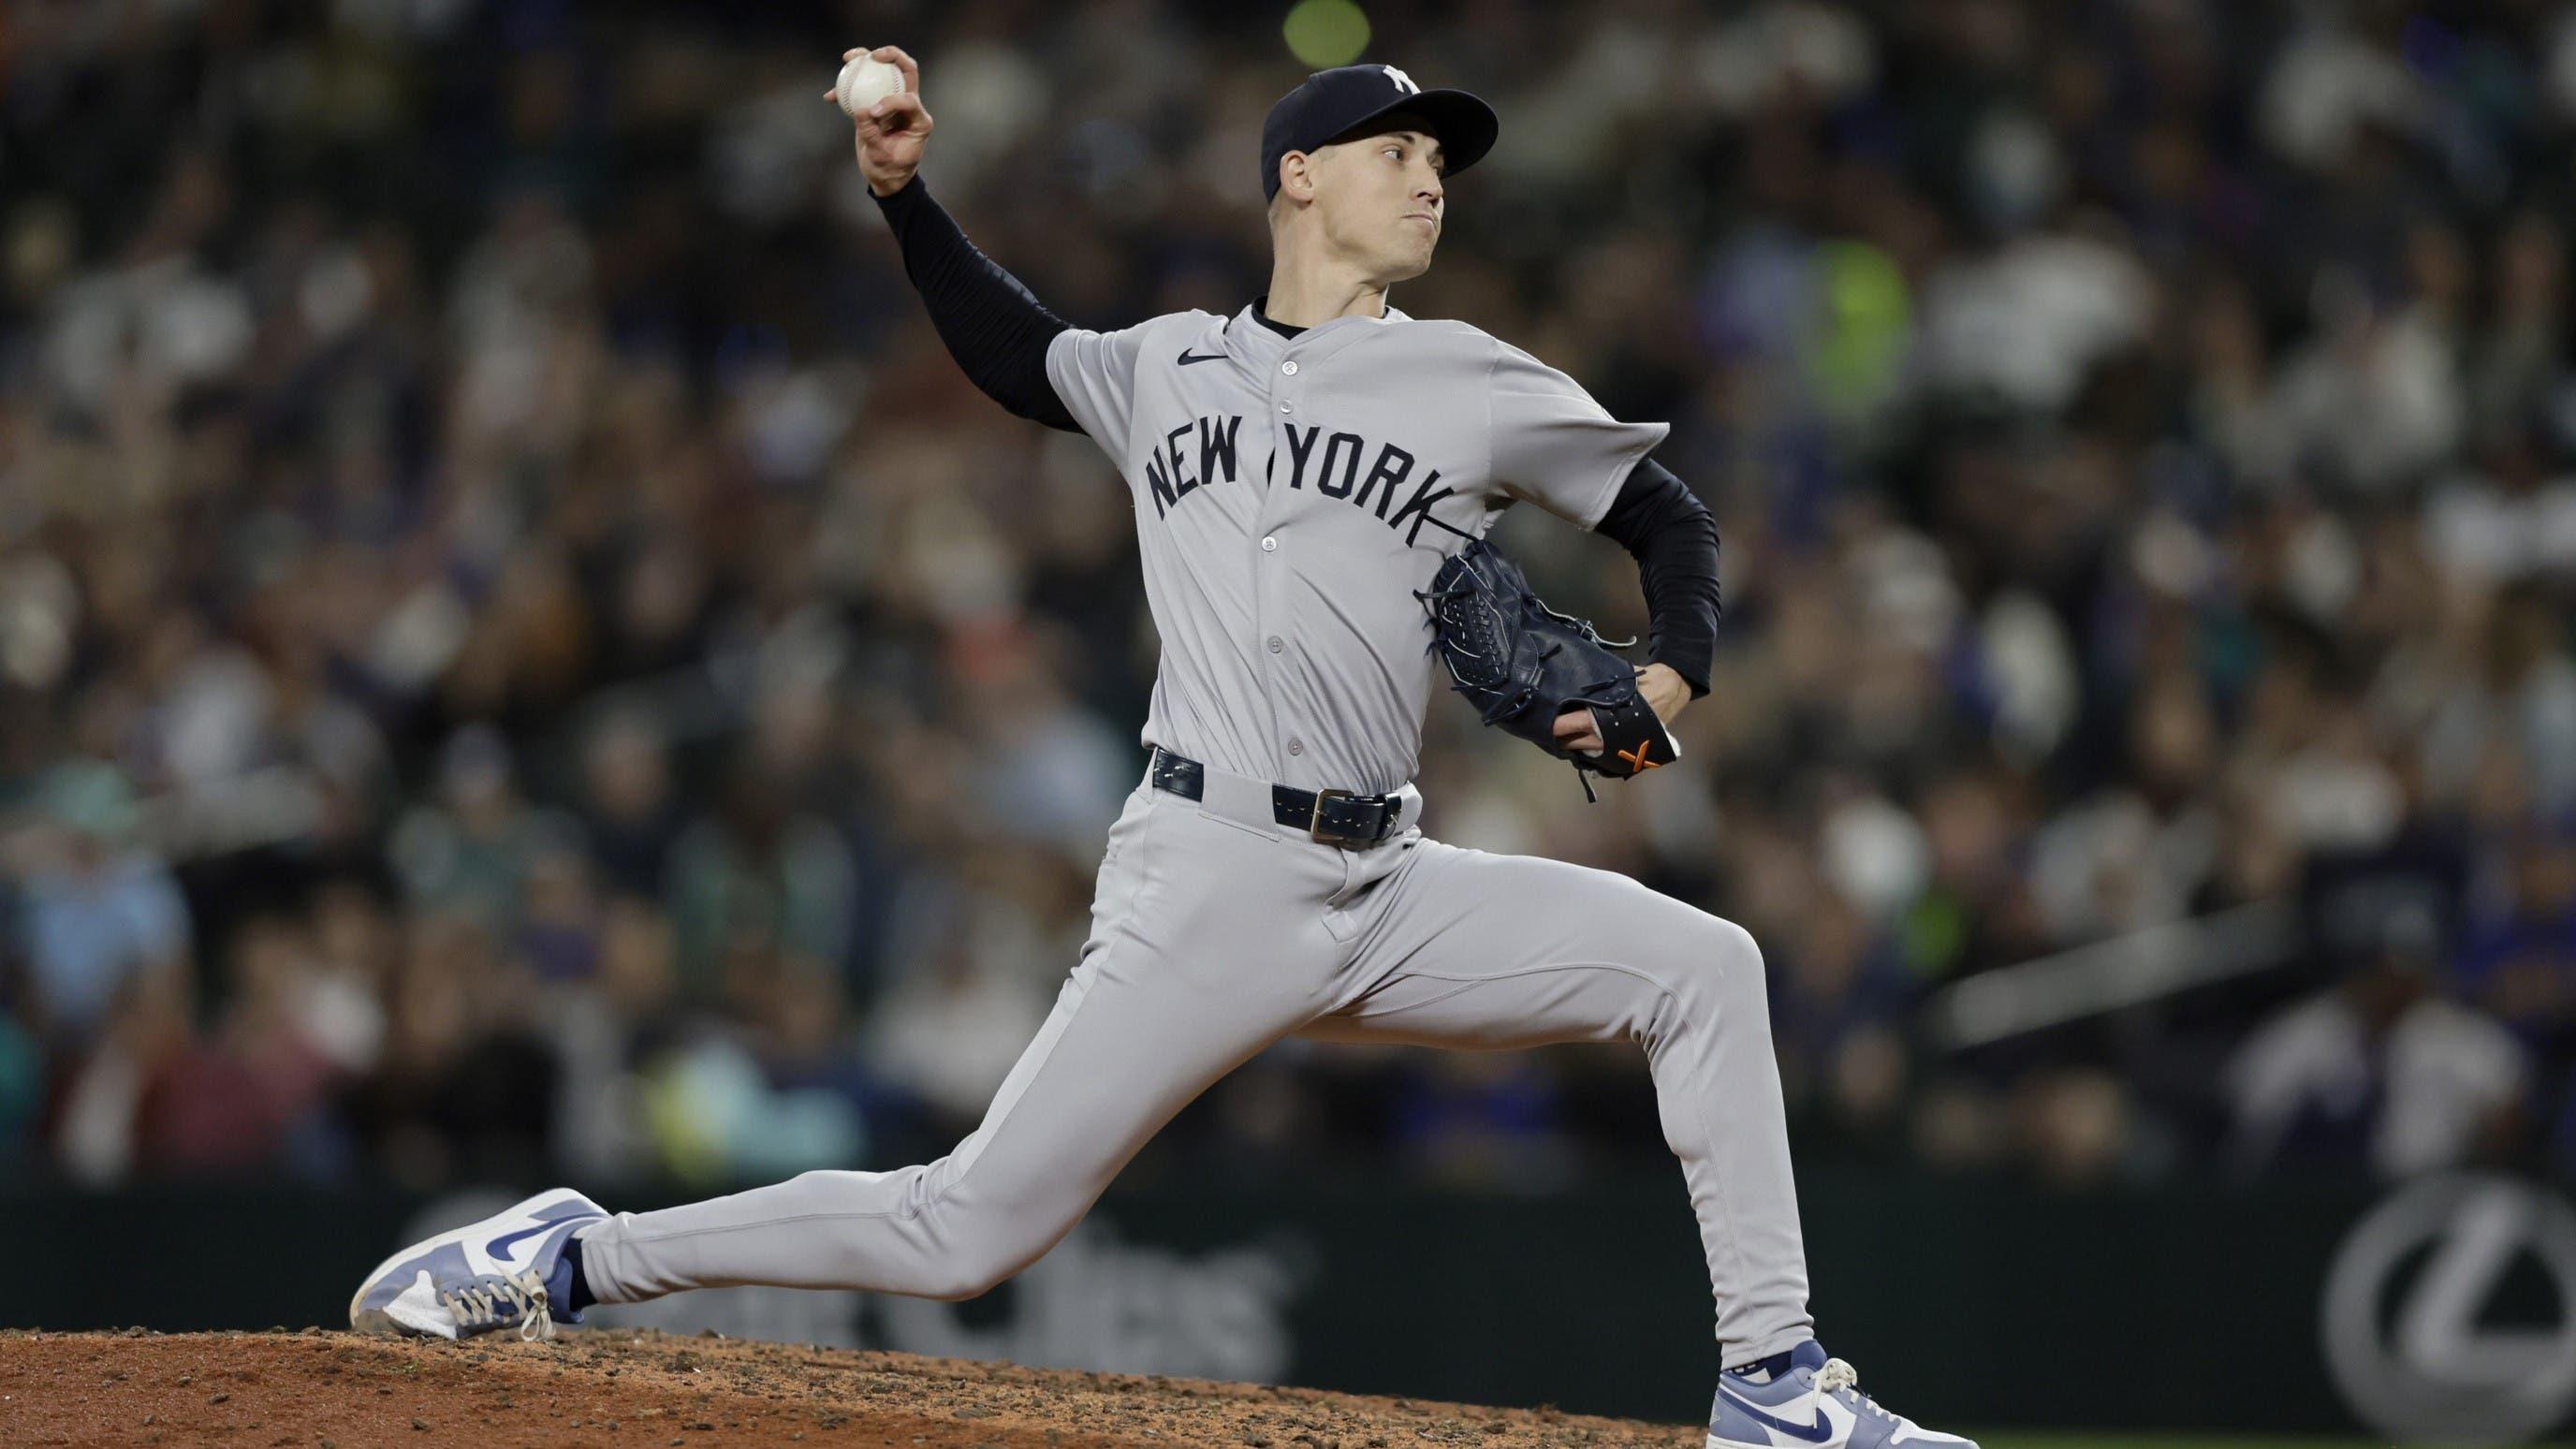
[1149,747,1404,848]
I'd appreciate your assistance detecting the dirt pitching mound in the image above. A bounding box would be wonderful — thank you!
[0,1328,1702,1448]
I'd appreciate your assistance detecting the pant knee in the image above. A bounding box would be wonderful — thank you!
[919,1258,1008,1302]
[1705,917,1764,978]
[1659,915,1768,1017]
[913,1212,1055,1301]
[906,1239,1011,1300]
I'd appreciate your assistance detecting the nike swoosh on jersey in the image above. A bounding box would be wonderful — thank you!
[1177,349,1226,365]
[1712,1383,1834,1444]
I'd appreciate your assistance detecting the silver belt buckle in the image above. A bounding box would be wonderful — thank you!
[1308,787,1361,846]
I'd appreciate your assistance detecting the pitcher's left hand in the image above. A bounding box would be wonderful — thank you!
[1554,663,1690,753]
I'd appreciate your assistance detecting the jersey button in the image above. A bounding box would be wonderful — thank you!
[1266,636,1282,653]
[1287,739,1304,755]
[1281,360,1298,375]
[1260,535,1278,552]
[1279,402,1293,413]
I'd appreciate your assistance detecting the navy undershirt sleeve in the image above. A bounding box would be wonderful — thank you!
[1594,457,1721,698]
[871,175,1080,432]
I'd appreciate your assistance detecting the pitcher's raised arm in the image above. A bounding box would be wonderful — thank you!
[828,45,1081,433]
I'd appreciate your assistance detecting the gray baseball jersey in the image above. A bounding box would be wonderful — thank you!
[565,305,1814,1375]
[1045,304,1669,796]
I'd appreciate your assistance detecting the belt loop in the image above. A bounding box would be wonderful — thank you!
[1392,783,1424,837]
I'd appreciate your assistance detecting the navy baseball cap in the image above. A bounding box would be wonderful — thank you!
[1261,65,1499,202]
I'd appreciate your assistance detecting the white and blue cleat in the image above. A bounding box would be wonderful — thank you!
[348,1188,606,1341]
[1706,1341,1977,1449]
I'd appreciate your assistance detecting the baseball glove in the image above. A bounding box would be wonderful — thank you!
[1415,537,1679,802]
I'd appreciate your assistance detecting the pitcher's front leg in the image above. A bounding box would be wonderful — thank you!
[1307,838,1812,1368]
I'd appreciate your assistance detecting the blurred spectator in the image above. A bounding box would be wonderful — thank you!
[341,913,561,1187]
[860,845,1071,1132]
[637,947,873,1183]
[665,759,858,1000]
[2227,905,2530,1180]
[2452,822,2576,1059]
[1766,888,1913,1137]
[9,763,191,1050]
[121,914,351,1179]
[574,711,688,900]
[389,727,579,929]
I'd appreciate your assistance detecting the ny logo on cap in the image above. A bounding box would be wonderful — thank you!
[1380,65,1419,95]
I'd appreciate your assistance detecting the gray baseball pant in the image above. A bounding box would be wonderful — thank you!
[574,761,1814,1368]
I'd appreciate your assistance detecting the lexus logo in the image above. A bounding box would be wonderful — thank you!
[2321,1175,2576,1442]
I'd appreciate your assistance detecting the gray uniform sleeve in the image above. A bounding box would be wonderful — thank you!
[1486,339,1672,530]
[1046,326,1152,454]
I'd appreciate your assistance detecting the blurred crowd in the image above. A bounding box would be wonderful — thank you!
[4,0,2574,1199]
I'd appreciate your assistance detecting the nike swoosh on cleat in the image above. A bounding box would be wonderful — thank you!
[1177,349,1226,365]
[1713,1383,1834,1444]
[485,1222,564,1262]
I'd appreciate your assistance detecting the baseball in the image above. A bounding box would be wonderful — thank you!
[836,53,905,119]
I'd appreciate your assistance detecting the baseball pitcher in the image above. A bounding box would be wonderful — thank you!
[350,49,1974,1449]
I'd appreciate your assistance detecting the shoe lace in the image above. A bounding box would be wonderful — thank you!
[441,1269,555,1341]
[1814,1358,1892,1421]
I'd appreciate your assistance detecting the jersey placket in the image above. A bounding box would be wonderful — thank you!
[1244,314,1395,787]
[1252,338,1301,781]
[1193,306,1416,789]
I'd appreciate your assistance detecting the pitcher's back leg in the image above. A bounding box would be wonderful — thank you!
[577,787,1345,1305]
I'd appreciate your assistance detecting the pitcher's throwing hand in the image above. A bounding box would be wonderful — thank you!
[824,45,929,197]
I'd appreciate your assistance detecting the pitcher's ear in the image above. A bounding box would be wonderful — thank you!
[1278,150,1317,203]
